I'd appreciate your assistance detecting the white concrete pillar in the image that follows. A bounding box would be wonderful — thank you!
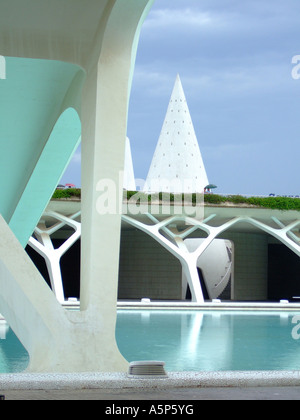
[79,0,154,370]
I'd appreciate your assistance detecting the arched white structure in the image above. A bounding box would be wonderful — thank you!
[0,0,155,373]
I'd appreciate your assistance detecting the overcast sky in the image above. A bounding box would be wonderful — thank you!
[61,0,300,196]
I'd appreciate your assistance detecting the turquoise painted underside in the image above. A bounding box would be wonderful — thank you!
[0,57,84,246]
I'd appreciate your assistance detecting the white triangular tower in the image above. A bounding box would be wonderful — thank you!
[123,137,136,190]
[143,75,209,194]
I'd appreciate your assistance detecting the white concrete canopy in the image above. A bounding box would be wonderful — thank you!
[122,203,300,303]
[27,200,300,305]
[143,74,209,194]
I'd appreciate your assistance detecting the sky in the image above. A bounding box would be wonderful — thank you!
[61,0,300,196]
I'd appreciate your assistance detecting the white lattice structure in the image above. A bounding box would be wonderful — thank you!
[122,210,300,303]
[31,202,300,304]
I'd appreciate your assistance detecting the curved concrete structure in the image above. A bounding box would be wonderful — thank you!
[0,58,83,247]
[0,0,154,373]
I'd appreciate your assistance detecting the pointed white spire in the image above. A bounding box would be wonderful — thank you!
[143,75,209,194]
[123,137,136,191]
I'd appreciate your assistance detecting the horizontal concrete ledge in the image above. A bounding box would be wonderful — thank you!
[2,301,300,321]
[0,371,300,391]
[117,301,300,311]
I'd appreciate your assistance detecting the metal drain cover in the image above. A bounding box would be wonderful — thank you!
[128,361,167,379]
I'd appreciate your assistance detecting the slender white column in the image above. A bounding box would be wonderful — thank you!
[79,0,154,371]
[29,230,65,303]
[28,211,81,303]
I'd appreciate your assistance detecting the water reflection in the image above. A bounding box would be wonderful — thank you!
[0,321,29,373]
[116,310,300,372]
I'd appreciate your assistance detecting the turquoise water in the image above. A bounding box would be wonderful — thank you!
[2,310,300,373]
[0,322,29,373]
[116,310,300,372]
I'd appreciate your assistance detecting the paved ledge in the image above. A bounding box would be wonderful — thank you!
[2,301,300,320]
[117,301,300,311]
[1,371,300,391]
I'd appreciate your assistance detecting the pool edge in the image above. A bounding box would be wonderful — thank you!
[117,301,300,311]
[0,371,300,390]
[2,301,300,320]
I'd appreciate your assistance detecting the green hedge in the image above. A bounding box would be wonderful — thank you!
[51,189,300,211]
[125,191,200,204]
[203,194,300,211]
[126,191,300,210]
[52,188,81,199]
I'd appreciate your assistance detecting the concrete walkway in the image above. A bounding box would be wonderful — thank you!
[1,372,300,400]
[1,386,300,400]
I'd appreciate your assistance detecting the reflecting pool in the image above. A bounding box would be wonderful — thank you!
[2,310,300,373]
[116,310,300,372]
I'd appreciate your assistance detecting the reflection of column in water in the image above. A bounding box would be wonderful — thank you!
[208,313,233,371]
[141,311,151,326]
[180,312,204,364]
[280,313,289,326]
[187,313,204,356]
[188,312,233,371]
[0,322,9,340]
